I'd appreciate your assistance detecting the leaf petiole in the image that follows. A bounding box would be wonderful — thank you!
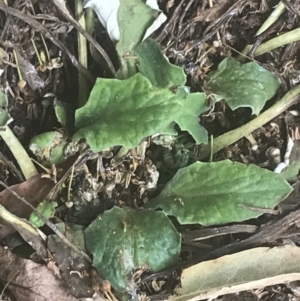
[199,84,300,160]
[0,126,38,179]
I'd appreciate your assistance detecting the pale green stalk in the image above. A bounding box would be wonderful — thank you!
[255,1,289,36]
[1,126,38,179]
[0,203,40,236]
[238,0,290,61]
[76,0,90,107]
[199,85,300,160]
[254,28,300,57]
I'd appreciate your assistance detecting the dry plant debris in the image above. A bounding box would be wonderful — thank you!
[0,246,80,301]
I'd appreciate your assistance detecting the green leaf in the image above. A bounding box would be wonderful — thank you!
[116,0,159,78]
[160,122,177,135]
[84,206,181,292]
[175,92,209,144]
[206,58,280,115]
[0,90,8,107]
[48,223,87,259]
[0,90,10,127]
[117,0,157,56]
[74,73,182,152]
[173,245,300,301]
[53,99,74,135]
[136,38,186,88]
[29,131,67,166]
[29,200,57,227]
[146,160,292,226]
[116,58,138,80]
[281,161,300,182]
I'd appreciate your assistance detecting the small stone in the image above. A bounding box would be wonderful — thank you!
[65,201,73,208]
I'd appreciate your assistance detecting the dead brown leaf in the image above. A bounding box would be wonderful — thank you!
[0,174,54,240]
[15,47,45,91]
[47,223,93,298]
[0,246,79,301]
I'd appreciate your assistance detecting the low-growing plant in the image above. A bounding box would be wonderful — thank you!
[28,0,294,294]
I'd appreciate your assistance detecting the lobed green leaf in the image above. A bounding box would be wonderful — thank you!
[206,58,280,115]
[74,73,182,152]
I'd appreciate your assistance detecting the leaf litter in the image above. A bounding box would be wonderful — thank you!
[1,0,300,301]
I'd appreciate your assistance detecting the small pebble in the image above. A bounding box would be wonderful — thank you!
[65,201,74,208]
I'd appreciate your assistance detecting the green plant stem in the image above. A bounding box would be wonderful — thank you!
[254,27,300,57]
[13,49,23,82]
[76,0,91,107]
[238,1,289,61]
[31,38,43,66]
[209,135,213,162]
[255,1,289,36]
[0,203,41,237]
[85,7,94,35]
[1,126,38,179]
[40,34,50,62]
[199,85,300,160]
